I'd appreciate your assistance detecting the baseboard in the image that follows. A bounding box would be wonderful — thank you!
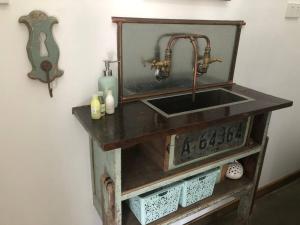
[188,169,300,225]
[255,169,300,199]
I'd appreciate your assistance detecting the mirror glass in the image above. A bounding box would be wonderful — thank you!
[122,23,238,98]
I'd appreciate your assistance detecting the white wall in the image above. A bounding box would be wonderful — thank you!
[0,1,299,225]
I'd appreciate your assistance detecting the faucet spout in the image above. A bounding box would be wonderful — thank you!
[149,33,222,102]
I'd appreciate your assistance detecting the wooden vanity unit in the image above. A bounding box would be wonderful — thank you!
[73,18,292,225]
[72,84,292,225]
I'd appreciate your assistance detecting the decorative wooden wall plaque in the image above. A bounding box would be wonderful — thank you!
[19,10,63,97]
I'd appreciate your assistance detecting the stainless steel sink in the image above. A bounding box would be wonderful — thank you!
[142,88,254,118]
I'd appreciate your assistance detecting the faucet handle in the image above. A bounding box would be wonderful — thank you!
[150,59,159,70]
[197,56,222,65]
[197,56,223,75]
[151,59,169,69]
[209,57,223,63]
[141,57,155,67]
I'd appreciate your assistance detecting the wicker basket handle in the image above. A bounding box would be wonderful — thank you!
[199,176,206,181]
[158,191,168,197]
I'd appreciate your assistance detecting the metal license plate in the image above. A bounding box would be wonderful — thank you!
[174,119,249,165]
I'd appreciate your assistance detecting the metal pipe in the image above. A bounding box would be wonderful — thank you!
[150,33,219,102]
[190,37,199,102]
[164,34,203,101]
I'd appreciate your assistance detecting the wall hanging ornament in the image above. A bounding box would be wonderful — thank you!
[19,10,63,98]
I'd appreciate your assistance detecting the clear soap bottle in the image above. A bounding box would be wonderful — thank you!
[98,60,118,108]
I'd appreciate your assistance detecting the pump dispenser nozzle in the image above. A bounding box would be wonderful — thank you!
[103,60,119,76]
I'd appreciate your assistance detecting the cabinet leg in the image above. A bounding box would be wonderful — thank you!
[237,189,252,224]
[237,135,270,225]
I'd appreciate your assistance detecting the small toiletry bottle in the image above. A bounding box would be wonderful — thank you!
[105,90,115,114]
[98,91,106,116]
[91,94,101,120]
[98,60,118,108]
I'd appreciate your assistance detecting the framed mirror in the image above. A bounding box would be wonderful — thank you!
[112,17,245,103]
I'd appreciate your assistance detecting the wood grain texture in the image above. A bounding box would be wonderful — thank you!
[237,113,271,222]
[112,17,246,26]
[92,141,122,225]
[72,84,292,151]
[121,144,260,200]
[138,136,169,171]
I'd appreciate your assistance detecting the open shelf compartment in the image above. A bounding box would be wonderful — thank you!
[121,112,269,201]
[120,112,269,224]
[122,177,253,225]
[121,143,260,201]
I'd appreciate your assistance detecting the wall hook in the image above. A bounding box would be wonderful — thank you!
[40,60,53,97]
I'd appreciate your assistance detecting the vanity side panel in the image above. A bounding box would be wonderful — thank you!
[92,138,122,225]
[237,112,271,222]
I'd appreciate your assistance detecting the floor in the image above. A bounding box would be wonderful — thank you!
[199,179,300,225]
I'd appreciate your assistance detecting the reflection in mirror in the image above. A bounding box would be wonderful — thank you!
[115,19,244,101]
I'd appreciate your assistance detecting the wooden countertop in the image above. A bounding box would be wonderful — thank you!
[72,84,292,151]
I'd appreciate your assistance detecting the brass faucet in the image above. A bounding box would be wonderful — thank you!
[150,34,222,101]
[198,46,223,74]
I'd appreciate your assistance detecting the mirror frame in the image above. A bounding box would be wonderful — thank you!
[112,17,246,103]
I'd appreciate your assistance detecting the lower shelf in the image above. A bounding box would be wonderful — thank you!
[122,177,252,225]
[122,145,259,201]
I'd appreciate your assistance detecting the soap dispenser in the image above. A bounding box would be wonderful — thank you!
[98,60,118,108]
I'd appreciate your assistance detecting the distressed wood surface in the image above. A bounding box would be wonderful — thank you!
[72,84,292,151]
[91,139,122,225]
[77,84,291,224]
[121,144,260,201]
[19,10,63,83]
[119,112,272,224]
[112,17,246,26]
[237,112,271,223]
[138,136,170,171]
